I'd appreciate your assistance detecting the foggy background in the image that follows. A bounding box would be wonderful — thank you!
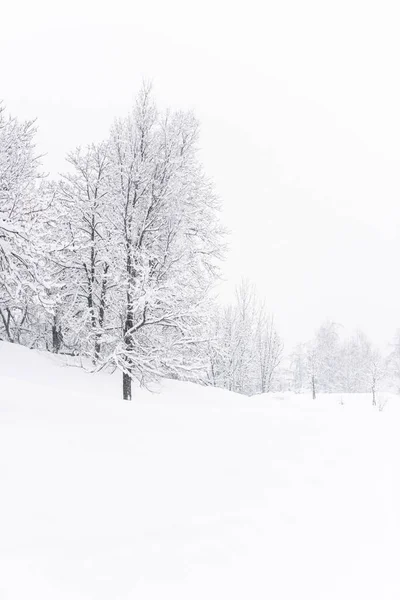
[2,0,399,349]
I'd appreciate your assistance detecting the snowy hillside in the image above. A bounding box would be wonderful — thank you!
[1,342,399,599]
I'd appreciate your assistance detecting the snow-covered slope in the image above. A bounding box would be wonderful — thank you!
[0,342,399,599]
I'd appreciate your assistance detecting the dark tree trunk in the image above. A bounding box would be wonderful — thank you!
[123,371,132,401]
[122,306,134,401]
[94,338,101,363]
[122,244,135,400]
[312,375,316,400]
[0,308,13,342]
[52,316,62,353]
[94,264,109,362]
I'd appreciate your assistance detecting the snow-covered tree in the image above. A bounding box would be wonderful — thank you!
[52,142,113,359]
[290,343,308,393]
[97,85,224,399]
[365,347,386,406]
[314,320,341,393]
[0,103,50,345]
[337,330,383,397]
[207,280,283,395]
[304,320,341,398]
[254,308,283,393]
[306,338,318,399]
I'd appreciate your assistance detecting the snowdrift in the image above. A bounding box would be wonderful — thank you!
[0,342,399,599]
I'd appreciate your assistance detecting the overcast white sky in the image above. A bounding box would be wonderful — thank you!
[2,0,400,349]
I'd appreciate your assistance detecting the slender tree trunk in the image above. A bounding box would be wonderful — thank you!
[123,371,132,401]
[312,374,316,399]
[94,263,109,362]
[209,358,216,386]
[122,242,135,400]
[94,338,101,363]
[0,308,13,342]
[122,300,134,400]
[52,315,62,353]
[372,382,376,406]
[86,215,100,362]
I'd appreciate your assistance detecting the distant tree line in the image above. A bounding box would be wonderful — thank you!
[289,321,400,404]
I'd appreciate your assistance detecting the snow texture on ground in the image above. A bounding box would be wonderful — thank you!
[0,342,399,599]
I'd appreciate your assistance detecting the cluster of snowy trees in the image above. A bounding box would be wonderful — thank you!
[2,88,286,401]
[0,88,225,399]
[3,88,400,401]
[207,280,284,395]
[289,321,400,403]
[0,103,53,348]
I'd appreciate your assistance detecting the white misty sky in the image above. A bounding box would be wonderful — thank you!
[2,0,400,349]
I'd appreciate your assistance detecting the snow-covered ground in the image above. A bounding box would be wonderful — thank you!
[0,342,399,599]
